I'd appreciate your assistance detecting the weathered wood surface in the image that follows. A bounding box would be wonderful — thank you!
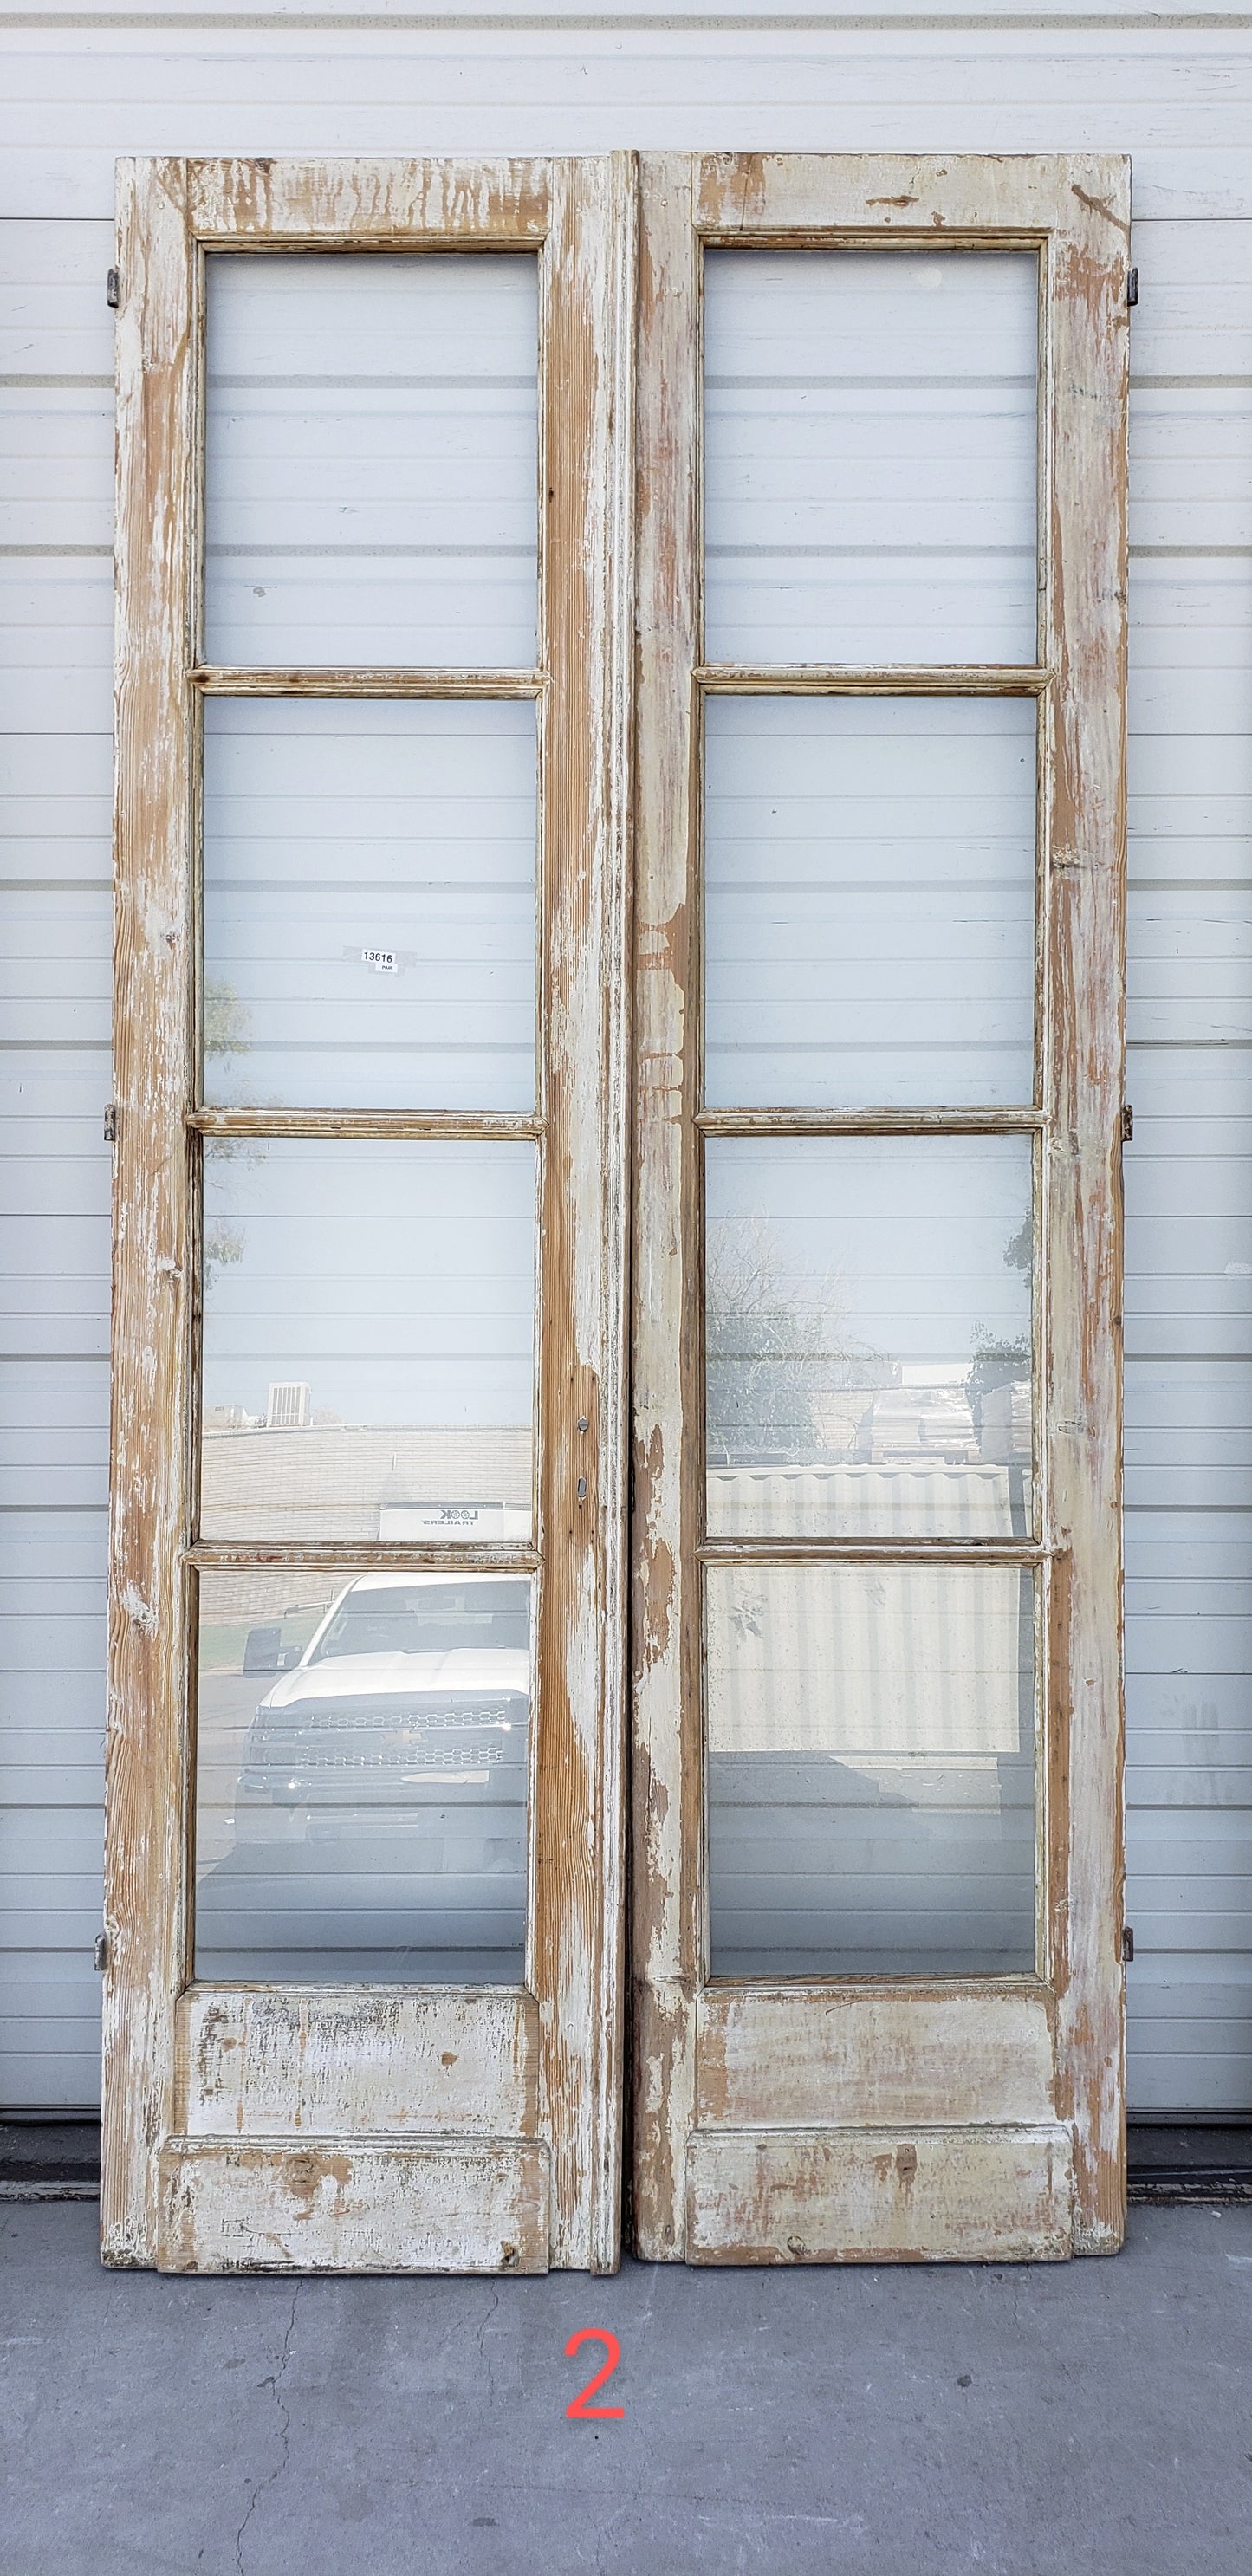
[531,152,636,2274]
[186,157,549,243]
[103,157,198,2268]
[685,2126,1074,2265]
[158,2138,550,2274]
[697,1986,1059,2132]
[107,152,635,2278]
[1042,158,1131,2255]
[630,150,1129,2265]
[177,1989,540,2140]
[630,153,704,2263]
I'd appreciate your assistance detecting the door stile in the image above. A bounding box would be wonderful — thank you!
[632,155,704,2261]
[1041,195,1131,2250]
[531,151,637,2274]
[105,158,198,2265]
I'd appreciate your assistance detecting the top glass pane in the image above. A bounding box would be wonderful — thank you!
[704,251,1038,666]
[204,252,538,667]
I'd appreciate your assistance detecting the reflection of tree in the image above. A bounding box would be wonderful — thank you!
[204,977,249,1061]
[966,1217,1032,1434]
[705,1217,873,1464]
[203,1222,244,1291]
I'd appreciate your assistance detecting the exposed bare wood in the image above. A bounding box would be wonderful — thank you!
[186,156,550,244]
[685,2127,1074,2264]
[529,152,636,2276]
[177,1988,539,2139]
[695,1107,1047,1137]
[1041,165,1131,2255]
[158,2138,551,2273]
[108,152,634,2281]
[103,158,198,2269]
[693,151,1132,245]
[186,1541,541,1573]
[188,1108,544,1142]
[696,1539,1052,1565]
[696,665,1052,695]
[190,667,544,697]
[697,1985,1058,2132]
[631,150,1129,2268]
[630,153,704,2263]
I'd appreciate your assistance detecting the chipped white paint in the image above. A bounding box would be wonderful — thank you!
[630,152,1128,2264]
[107,154,634,2277]
[685,2125,1074,2266]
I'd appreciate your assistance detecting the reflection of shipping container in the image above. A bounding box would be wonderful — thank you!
[707,1460,1029,1543]
[705,1557,1033,1760]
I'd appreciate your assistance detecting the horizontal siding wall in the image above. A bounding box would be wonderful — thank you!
[1,3,1249,2109]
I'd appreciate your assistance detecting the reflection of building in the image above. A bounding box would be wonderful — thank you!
[200,1421,531,1566]
[706,1557,1031,1762]
[265,1380,312,1429]
[855,1381,981,1465]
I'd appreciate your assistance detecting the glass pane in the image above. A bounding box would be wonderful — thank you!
[195,1567,531,1981]
[705,1136,1034,1537]
[204,252,537,667]
[203,699,536,1113]
[705,1562,1036,1976]
[704,250,1038,665]
[704,696,1035,1109]
[200,1139,535,1541]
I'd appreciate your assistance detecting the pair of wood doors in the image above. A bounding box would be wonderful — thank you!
[105,151,1129,2273]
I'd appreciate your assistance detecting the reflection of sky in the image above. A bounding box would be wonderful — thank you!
[706,1136,1032,1369]
[203,1139,536,1425]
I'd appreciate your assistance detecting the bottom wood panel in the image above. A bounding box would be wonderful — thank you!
[157,2137,550,2274]
[685,2125,1074,2264]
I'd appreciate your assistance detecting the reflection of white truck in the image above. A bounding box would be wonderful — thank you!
[237,1569,531,1810]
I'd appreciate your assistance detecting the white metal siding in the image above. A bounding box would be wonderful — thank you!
[2,4,1249,2109]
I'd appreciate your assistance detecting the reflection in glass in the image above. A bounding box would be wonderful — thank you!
[704,250,1038,665]
[195,1569,531,1981]
[199,1139,535,1541]
[705,1562,1036,1976]
[704,696,1035,1109]
[704,1136,1034,1537]
[204,251,538,666]
[203,699,536,1113]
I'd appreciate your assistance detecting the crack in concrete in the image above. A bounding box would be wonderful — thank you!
[235,2284,300,2576]
[476,2285,501,2409]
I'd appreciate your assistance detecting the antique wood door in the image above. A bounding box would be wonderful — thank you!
[631,153,1131,2261]
[103,155,633,2273]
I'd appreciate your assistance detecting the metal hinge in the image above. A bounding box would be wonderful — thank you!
[103,1102,118,1143]
[1126,266,1138,308]
[1120,1103,1133,1143]
[107,266,120,309]
[1121,1925,1135,1964]
[94,1931,110,1972]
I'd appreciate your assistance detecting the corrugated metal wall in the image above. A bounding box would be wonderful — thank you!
[2,2,1249,2110]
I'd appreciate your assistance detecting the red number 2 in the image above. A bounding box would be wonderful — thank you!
[564,2327,625,2419]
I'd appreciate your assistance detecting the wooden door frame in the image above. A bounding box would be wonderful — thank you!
[631,152,1130,2261]
[104,153,636,2273]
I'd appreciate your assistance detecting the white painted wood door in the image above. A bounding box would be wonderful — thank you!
[630,153,1132,2263]
[103,156,633,2274]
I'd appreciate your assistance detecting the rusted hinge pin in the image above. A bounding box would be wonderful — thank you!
[104,1102,119,1143]
[1121,1925,1135,1963]
[1126,267,1138,308]
[106,267,120,309]
[1120,1103,1133,1143]
[94,1931,110,1971]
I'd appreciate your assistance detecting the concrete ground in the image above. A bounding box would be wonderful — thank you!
[2,2202,1250,2576]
